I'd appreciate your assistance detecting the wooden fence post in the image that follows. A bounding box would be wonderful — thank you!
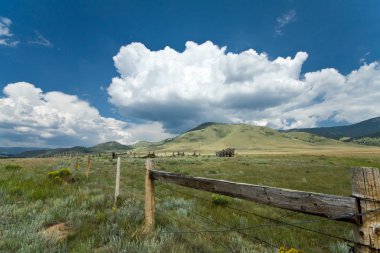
[86,154,91,178]
[352,167,380,252]
[76,154,80,169]
[144,159,155,233]
[115,156,121,203]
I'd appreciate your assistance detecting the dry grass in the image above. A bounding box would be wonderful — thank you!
[1,151,380,252]
[42,222,74,242]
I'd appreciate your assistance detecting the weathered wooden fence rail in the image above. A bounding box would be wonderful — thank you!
[150,169,358,223]
[144,159,380,252]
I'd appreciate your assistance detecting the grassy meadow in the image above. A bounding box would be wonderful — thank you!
[1,152,380,252]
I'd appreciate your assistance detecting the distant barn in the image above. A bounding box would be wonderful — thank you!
[216,148,235,157]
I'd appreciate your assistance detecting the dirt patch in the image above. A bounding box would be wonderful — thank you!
[42,222,74,242]
[95,246,110,253]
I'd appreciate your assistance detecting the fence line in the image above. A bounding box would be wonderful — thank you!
[144,159,380,252]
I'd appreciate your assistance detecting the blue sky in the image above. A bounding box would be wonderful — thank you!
[1,0,380,147]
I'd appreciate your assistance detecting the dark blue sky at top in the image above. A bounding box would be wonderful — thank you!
[1,0,379,120]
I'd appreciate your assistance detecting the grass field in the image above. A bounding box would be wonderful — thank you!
[1,152,380,252]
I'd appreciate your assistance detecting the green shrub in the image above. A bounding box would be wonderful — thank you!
[162,198,193,210]
[95,210,107,224]
[211,194,229,207]
[48,168,73,183]
[4,164,22,171]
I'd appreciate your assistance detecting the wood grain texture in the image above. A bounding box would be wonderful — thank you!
[85,155,91,177]
[114,156,121,202]
[352,167,380,252]
[144,159,155,233]
[151,169,357,223]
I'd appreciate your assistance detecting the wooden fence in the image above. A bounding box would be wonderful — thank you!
[143,159,380,252]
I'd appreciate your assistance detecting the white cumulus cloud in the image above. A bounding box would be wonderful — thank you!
[0,82,173,147]
[107,41,380,132]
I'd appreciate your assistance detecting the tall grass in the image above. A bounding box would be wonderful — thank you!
[1,154,379,252]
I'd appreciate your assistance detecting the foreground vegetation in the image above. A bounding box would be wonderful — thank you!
[1,153,380,252]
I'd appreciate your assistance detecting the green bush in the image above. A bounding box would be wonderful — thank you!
[211,194,229,207]
[48,168,73,183]
[4,164,22,171]
[95,210,107,224]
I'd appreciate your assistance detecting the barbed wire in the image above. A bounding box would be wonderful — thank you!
[156,181,355,244]
[155,190,353,252]
[137,162,380,250]
[155,192,279,250]
[154,204,232,252]
[157,181,380,250]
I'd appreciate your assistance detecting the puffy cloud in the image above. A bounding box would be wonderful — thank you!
[108,41,308,132]
[0,82,173,147]
[108,41,380,131]
[0,16,19,47]
[222,62,380,129]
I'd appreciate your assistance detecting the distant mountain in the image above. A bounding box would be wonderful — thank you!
[0,147,46,156]
[286,117,380,140]
[362,131,380,138]
[37,142,131,157]
[20,146,90,158]
[1,141,131,158]
[17,149,51,158]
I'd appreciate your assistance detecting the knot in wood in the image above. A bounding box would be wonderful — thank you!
[374,225,380,236]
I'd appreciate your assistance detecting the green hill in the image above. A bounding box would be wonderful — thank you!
[132,123,370,154]
[89,141,131,153]
[185,122,224,132]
